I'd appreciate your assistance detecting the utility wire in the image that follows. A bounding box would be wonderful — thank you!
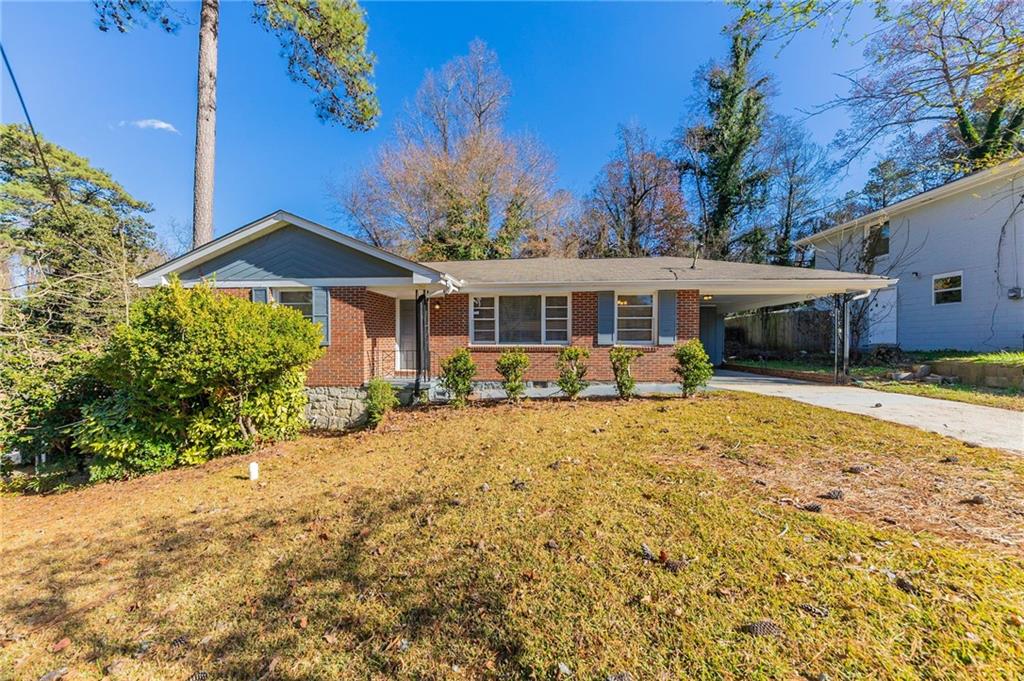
[1,40,71,222]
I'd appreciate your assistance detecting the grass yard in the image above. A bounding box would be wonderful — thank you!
[2,393,1024,680]
[729,358,1024,411]
[865,380,1024,412]
[905,350,1024,367]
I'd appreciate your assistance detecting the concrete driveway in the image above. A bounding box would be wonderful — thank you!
[710,370,1024,453]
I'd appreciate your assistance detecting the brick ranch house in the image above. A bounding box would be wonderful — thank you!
[138,211,894,426]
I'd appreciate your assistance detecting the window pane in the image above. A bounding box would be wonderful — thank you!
[870,223,890,257]
[934,275,961,291]
[473,320,495,332]
[474,330,495,342]
[617,306,653,318]
[546,319,568,331]
[619,317,653,330]
[618,294,653,306]
[545,306,568,318]
[499,296,542,344]
[546,330,568,342]
[546,296,568,309]
[277,290,313,320]
[618,329,652,342]
[935,289,962,304]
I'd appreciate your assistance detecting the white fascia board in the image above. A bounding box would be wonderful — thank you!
[454,278,895,295]
[135,210,446,284]
[138,276,429,288]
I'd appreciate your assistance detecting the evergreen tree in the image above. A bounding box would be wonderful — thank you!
[95,0,379,246]
[676,30,771,259]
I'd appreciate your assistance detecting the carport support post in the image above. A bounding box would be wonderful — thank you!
[842,293,851,379]
[832,294,842,384]
[414,291,424,395]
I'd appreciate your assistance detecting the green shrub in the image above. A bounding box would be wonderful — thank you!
[672,339,714,397]
[556,346,590,400]
[73,281,323,480]
[496,348,530,403]
[609,346,644,399]
[365,377,399,428]
[439,348,476,407]
[0,345,106,472]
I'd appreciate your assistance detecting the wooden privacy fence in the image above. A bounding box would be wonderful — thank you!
[726,308,833,353]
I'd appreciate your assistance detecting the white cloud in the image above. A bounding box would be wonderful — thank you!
[119,118,180,134]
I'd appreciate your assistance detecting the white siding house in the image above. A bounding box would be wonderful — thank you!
[796,159,1024,351]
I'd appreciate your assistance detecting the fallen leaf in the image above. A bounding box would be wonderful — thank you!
[50,637,71,653]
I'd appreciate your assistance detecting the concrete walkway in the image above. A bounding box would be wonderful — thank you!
[710,370,1024,453]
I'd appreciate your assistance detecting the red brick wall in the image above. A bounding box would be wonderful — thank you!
[364,291,397,379]
[217,288,250,299]
[306,287,368,387]
[211,286,701,387]
[428,290,700,383]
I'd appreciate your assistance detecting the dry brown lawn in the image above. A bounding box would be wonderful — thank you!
[2,392,1023,680]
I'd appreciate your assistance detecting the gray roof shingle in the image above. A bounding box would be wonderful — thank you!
[423,256,889,284]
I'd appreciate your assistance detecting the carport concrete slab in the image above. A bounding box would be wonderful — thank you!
[710,370,1023,453]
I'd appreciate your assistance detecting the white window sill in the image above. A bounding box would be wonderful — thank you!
[468,344,569,349]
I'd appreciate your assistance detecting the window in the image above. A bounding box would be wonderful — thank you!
[276,290,314,321]
[933,272,963,305]
[499,296,542,343]
[472,296,496,343]
[471,295,570,345]
[545,296,569,343]
[616,293,654,344]
[867,222,890,258]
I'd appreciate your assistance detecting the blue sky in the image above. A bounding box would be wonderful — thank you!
[2,1,876,251]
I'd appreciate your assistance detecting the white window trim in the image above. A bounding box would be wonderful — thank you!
[931,270,963,306]
[613,290,658,346]
[469,293,572,347]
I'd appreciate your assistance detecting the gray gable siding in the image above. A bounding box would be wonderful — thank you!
[813,175,1024,351]
[178,224,411,282]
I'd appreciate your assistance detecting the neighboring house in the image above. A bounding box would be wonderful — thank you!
[137,210,892,423]
[796,159,1024,351]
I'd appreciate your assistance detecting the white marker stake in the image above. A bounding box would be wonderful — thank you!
[249,462,259,481]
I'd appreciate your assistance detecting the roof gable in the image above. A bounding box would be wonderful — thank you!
[137,211,443,286]
[178,224,409,281]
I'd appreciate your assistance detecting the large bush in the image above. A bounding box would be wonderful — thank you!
[439,348,476,407]
[556,346,590,400]
[672,339,713,397]
[609,346,644,399]
[495,348,530,403]
[73,282,323,480]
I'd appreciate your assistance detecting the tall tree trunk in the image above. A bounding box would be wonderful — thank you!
[192,0,219,247]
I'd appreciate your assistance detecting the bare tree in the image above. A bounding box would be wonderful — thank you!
[578,125,690,257]
[334,40,568,260]
[741,115,832,264]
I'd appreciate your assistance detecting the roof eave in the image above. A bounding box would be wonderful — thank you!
[795,157,1024,247]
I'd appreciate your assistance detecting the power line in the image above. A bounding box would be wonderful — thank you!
[1,40,71,222]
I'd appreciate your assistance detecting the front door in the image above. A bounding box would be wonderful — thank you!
[699,306,722,366]
[397,299,418,371]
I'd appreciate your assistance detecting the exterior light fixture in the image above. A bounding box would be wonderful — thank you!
[702,295,713,301]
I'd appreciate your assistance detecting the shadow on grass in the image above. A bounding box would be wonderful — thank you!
[0,480,530,679]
